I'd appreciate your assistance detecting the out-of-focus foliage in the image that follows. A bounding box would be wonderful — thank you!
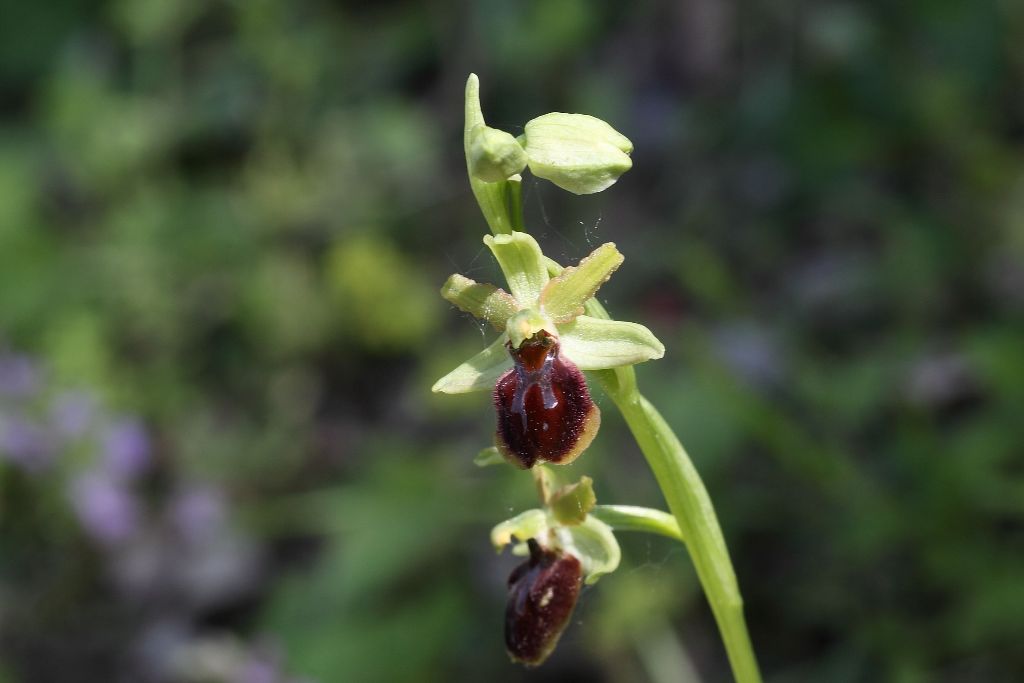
[1,1,1023,682]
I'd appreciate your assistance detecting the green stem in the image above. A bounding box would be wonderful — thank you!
[589,504,684,542]
[608,386,762,683]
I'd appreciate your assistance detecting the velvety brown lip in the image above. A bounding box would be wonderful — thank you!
[505,539,583,666]
[493,332,600,469]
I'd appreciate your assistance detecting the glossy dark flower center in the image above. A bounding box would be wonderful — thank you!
[493,333,599,468]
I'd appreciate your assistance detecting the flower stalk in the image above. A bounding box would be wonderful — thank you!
[444,74,761,682]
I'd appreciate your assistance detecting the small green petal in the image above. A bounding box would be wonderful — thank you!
[540,243,624,323]
[491,509,549,551]
[559,315,665,370]
[441,274,520,329]
[522,113,633,195]
[484,232,549,306]
[554,515,621,584]
[431,334,512,394]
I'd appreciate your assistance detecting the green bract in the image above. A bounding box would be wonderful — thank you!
[521,112,633,195]
[432,231,664,394]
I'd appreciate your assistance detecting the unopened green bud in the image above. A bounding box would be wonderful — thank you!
[521,113,633,195]
[468,124,528,182]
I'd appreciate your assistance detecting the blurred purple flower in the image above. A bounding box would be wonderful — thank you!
[0,415,54,472]
[169,485,226,543]
[49,390,97,440]
[0,354,41,398]
[713,321,784,389]
[236,652,281,683]
[103,417,151,480]
[70,473,140,544]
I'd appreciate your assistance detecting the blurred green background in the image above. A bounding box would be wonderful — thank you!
[2,1,1023,681]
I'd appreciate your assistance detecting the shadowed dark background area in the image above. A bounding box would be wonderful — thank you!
[2,1,1023,681]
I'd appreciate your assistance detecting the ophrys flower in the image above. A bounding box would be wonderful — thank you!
[432,231,664,468]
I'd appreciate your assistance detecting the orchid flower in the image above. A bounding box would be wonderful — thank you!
[432,231,663,468]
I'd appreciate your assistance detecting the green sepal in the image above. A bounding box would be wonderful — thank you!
[554,515,621,584]
[522,113,633,195]
[491,509,548,551]
[559,315,665,370]
[484,232,549,306]
[474,446,506,467]
[540,243,624,323]
[549,476,597,526]
[441,273,520,330]
[431,334,512,394]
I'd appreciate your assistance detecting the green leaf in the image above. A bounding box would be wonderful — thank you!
[491,509,549,551]
[554,515,621,584]
[441,274,519,329]
[431,334,511,394]
[549,476,597,526]
[484,232,549,306]
[522,113,633,195]
[559,315,665,370]
[540,243,624,323]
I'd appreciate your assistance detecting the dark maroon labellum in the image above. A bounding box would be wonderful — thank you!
[505,538,583,666]
[493,332,600,469]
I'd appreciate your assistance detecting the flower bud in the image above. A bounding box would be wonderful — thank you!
[468,124,528,182]
[521,113,633,195]
[505,539,583,666]
[493,332,599,469]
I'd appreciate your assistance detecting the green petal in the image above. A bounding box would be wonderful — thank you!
[431,334,512,394]
[540,243,624,323]
[559,315,665,370]
[441,274,519,329]
[554,515,621,584]
[484,232,549,306]
[491,509,548,551]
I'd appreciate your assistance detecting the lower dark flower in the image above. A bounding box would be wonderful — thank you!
[505,538,583,666]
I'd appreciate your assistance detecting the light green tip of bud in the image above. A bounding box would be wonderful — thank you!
[506,308,557,349]
[522,113,633,195]
[468,124,528,183]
